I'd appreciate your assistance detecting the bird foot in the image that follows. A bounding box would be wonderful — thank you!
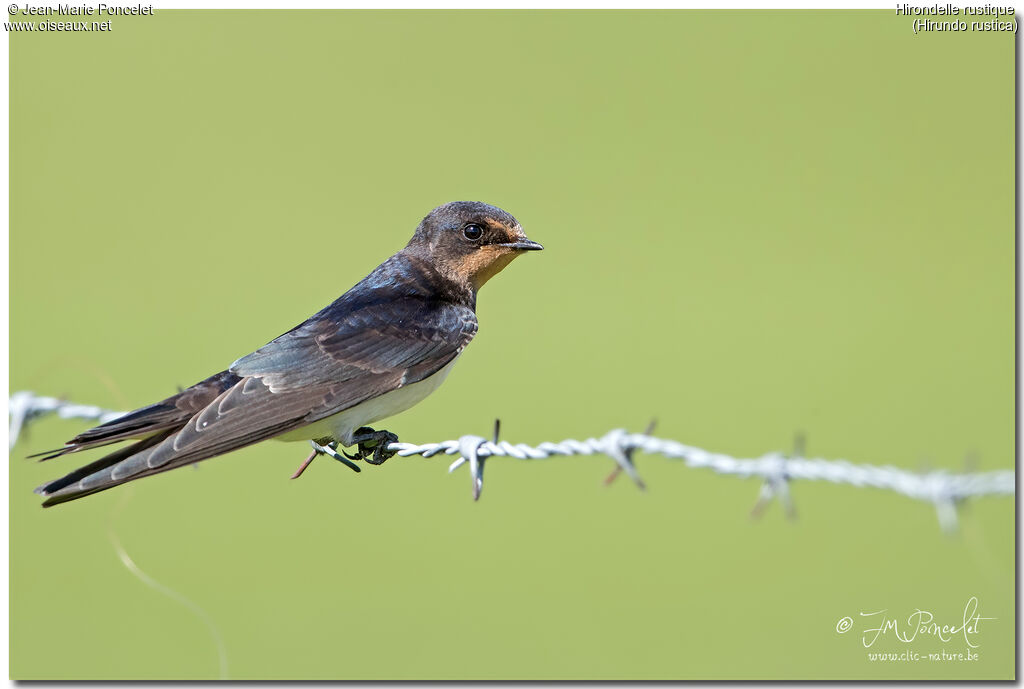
[344,426,399,465]
[289,429,398,479]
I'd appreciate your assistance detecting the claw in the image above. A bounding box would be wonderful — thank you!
[365,431,398,465]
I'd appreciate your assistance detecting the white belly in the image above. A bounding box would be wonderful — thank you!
[275,356,460,445]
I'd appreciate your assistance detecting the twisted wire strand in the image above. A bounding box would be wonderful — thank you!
[9,392,1015,531]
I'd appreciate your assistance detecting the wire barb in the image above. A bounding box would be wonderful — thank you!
[9,392,1015,531]
[751,433,802,521]
[603,418,656,489]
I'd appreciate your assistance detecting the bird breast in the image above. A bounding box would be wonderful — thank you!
[274,354,462,446]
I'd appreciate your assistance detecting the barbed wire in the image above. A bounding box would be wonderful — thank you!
[8,391,1015,532]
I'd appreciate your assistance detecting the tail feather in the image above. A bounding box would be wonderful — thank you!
[37,417,299,507]
[35,372,315,507]
[39,485,117,508]
[28,405,174,460]
[34,429,176,496]
[29,371,240,461]
[38,435,184,507]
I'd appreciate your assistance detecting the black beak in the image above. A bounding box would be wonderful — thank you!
[502,239,544,251]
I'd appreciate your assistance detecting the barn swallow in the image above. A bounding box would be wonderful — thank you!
[34,201,542,507]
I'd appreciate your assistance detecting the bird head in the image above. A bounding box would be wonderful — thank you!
[408,201,543,291]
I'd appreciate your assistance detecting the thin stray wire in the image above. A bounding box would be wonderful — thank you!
[108,491,230,679]
[11,392,1015,532]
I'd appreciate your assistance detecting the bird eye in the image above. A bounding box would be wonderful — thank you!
[463,223,483,240]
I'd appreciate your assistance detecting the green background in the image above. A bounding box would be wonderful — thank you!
[9,10,1014,680]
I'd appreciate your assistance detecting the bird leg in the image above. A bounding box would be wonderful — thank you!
[291,438,362,479]
[290,449,318,479]
[343,426,399,465]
